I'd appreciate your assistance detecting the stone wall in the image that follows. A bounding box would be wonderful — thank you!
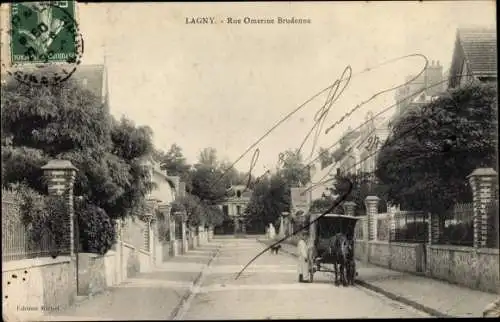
[389,242,425,273]
[2,257,77,321]
[356,239,499,294]
[427,245,499,294]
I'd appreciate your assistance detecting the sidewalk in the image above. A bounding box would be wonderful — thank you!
[40,242,221,321]
[257,238,499,318]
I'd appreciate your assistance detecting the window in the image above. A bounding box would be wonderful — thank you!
[236,190,241,198]
[237,206,241,215]
[223,205,228,216]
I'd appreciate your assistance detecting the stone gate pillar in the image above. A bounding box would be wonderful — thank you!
[42,159,78,257]
[342,201,356,217]
[171,211,179,256]
[468,168,498,249]
[365,196,380,241]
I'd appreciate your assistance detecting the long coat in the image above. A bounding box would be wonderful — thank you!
[297,238,309,276]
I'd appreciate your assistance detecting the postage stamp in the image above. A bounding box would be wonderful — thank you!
[6,1,84,85]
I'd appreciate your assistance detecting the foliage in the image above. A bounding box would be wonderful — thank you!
[190,165,227,205]
[1,77,110,155]
[11,184,67,255]
[157,144,192,191]
[376,83,497,215]
[317,147,335,170]
[332,172,388,216]
[1,76,155,221]
[198,147,218,168]
[331,128,360,162]
[156,208,170,242]
[278,149,311,187]
[310,196,344,214]
[205,204,225,227]
[75,200,115,255]
[218,160,248,189]
[171,194,204,227]
[245,172,291,227]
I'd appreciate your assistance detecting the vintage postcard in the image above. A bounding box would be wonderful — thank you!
[1,1,498,321]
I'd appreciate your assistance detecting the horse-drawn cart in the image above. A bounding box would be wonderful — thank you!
[300,213,363,286]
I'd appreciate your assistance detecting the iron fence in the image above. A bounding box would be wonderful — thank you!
[439,203,474,246]
[2,190,66,261]
[377,214,391,241]
[354,217,364,240]
[486,199,499,248]
[391,211,428,243]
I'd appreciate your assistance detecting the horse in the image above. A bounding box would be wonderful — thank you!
[326,233,355,286]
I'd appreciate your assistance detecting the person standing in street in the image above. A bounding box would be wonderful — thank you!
[297,229,310,283]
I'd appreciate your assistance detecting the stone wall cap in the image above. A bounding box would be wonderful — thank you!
[467,168,497,178]
[343,201,357,206]
[41,159,78,171]
[365,196,380,201]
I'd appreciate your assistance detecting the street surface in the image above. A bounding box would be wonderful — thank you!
[177,237,430,319]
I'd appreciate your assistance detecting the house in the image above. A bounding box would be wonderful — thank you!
[335,111,392,177]
[448,27,497,89]
[394,60,444,119]
[219,185,253,234]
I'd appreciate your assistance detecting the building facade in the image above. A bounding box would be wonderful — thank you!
[394,60,444,119]
[219,185,253,234]
[447,28,497,89]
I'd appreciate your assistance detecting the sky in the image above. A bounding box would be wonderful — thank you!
[76,1,496,175]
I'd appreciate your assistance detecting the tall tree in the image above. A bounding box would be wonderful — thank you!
[158,143,192,191]
[245,172,290,227]
[1,75,154,220]
[198,147,218,168]
[331,172,388,216]
[278,149,311,187]
[375,83,497,215]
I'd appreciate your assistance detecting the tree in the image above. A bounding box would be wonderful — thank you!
[310,195,343,214]
[190,165,227,206]
[218,160,248,188]
[158,144,192,191]
[245,172,290,227]
[278,149,311,187]
[1,73,155,255]
[198,147,218,168]
[375,83,497,216]
[317,147,334,170]
[332,172,388,216]
[171,194,204,227]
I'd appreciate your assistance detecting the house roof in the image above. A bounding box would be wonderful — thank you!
[457,28,497,77]
[1,64,106,98]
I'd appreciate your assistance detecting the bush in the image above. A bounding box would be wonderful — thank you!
[75,201,115,255]
[156,209,170,242]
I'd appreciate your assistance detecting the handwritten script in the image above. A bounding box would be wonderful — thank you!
[213,54,434,279]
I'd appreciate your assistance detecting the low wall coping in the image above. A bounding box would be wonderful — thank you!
[388,242,423,247]
[138,248,151,256]
[78,250,116,259]
[428,244,500,255]
[368,240,390,245]
[2,256,72,273]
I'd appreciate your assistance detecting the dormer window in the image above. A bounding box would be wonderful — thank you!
[236,190,241,198]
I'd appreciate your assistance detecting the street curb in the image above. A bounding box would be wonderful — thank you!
[354,279,449,318]
[169,243,221,320]
[256,238,448,318]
